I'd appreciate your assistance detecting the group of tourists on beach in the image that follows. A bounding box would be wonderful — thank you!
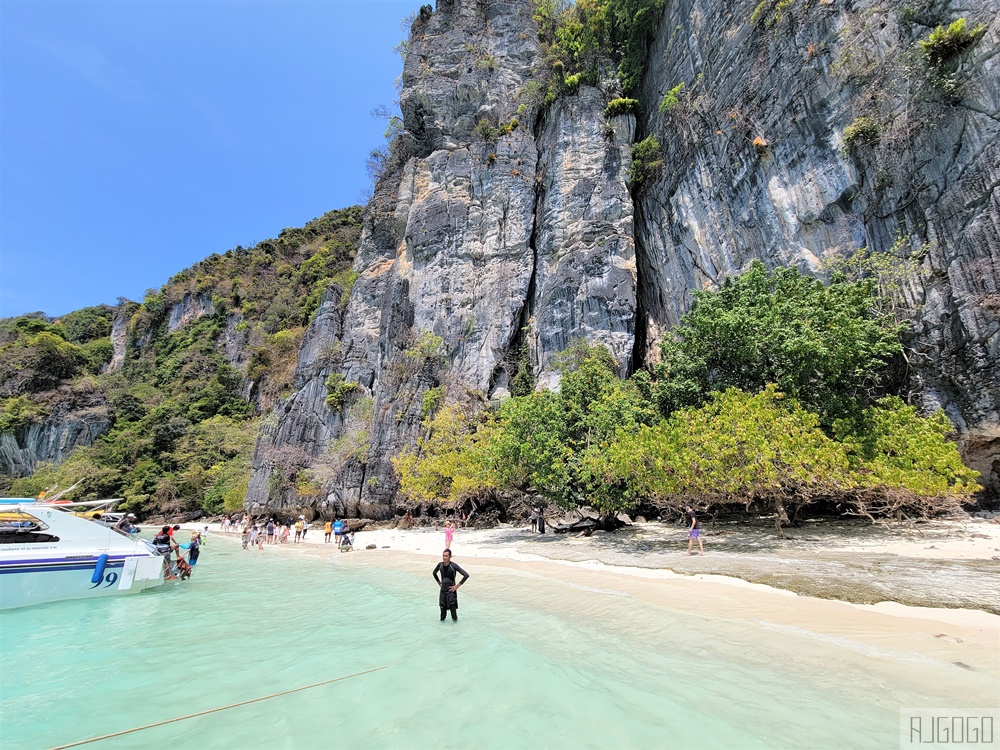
[218,513,354,551]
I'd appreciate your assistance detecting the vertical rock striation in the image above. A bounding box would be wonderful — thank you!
[634,0,999,499]
[246,0,999,514]
[532,85,637,387]
[0,397,110,477]
[246,0,639,515]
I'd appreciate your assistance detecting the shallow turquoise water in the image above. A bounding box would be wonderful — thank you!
[0,538,985,749]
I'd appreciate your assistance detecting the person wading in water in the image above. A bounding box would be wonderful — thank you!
[432,549,469,622]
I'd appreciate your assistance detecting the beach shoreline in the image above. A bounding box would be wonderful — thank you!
[185,517,1000,685]
[189,517,1000,611]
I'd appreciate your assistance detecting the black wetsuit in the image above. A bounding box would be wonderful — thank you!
[433,561,469,621]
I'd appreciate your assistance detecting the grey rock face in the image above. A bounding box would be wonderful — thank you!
[533,85,637,387]
[246,286,347,513]
[246,0,999,514]
[103,305,130,375]
[0,399,111,477]
[166,293,214,334]
[635,0,999,498]
[247,0,639,515]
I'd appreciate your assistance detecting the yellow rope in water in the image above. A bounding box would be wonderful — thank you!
[48,665,389,750]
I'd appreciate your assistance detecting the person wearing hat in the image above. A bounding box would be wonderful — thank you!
[115,513,137,533]
[175,530,202,578]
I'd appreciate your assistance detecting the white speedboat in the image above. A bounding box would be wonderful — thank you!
[0,498,166,610]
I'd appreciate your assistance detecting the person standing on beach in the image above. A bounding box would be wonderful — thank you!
[294,517,303,543]
[433,549,469,621]
[685,505,704,555]
[530,507,538,533]
[444,521,454,548]
[333,518,343,546]
[536,507,545,534]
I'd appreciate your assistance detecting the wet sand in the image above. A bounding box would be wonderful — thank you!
[340,518,1000,614]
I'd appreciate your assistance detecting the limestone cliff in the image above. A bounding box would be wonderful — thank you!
[634,0,999,497]
[245,0,999,513]
[246,0,639,516]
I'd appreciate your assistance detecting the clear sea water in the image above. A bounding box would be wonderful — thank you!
[0,537,989,749]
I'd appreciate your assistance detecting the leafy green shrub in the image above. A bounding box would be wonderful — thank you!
[822,237,924,320]
[842,116,881,149]
[653,260,904,426]
[294,469,323,497]
[0,395,47,431]
[81,338,114,373]
[562,71,597,92]
[474,54,497,72]
[604,97,638,117]
[473,118,500,142]
[628,135,663,190]
[499,117,519,135]
[393,405,492,505]
[533,0,665,96]
[421,385,445,420]
[404,330,447,366]
[59,306,114,345]
[270,328,303,354]
[325,373,360,410]
[595,386,853,509]
[920,18,986,67]
[836,397,980,498]
[658,83,684,112]
[509,338,536,397]
[750,0,793,27]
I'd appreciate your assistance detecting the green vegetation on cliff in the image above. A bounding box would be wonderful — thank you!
[395,264,978,528]
[533,0,666,99]
[1,206,365,516]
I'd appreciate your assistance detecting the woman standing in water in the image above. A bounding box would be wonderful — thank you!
[432,549,469,621]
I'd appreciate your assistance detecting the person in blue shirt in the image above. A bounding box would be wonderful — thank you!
[333,518,344,546]
[175,530,202,580]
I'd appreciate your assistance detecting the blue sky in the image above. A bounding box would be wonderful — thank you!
[0,0,417,318]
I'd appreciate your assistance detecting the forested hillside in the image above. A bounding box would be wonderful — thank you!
[0,206,363,515]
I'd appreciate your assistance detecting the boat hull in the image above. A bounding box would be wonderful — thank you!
[0,553,166,610]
